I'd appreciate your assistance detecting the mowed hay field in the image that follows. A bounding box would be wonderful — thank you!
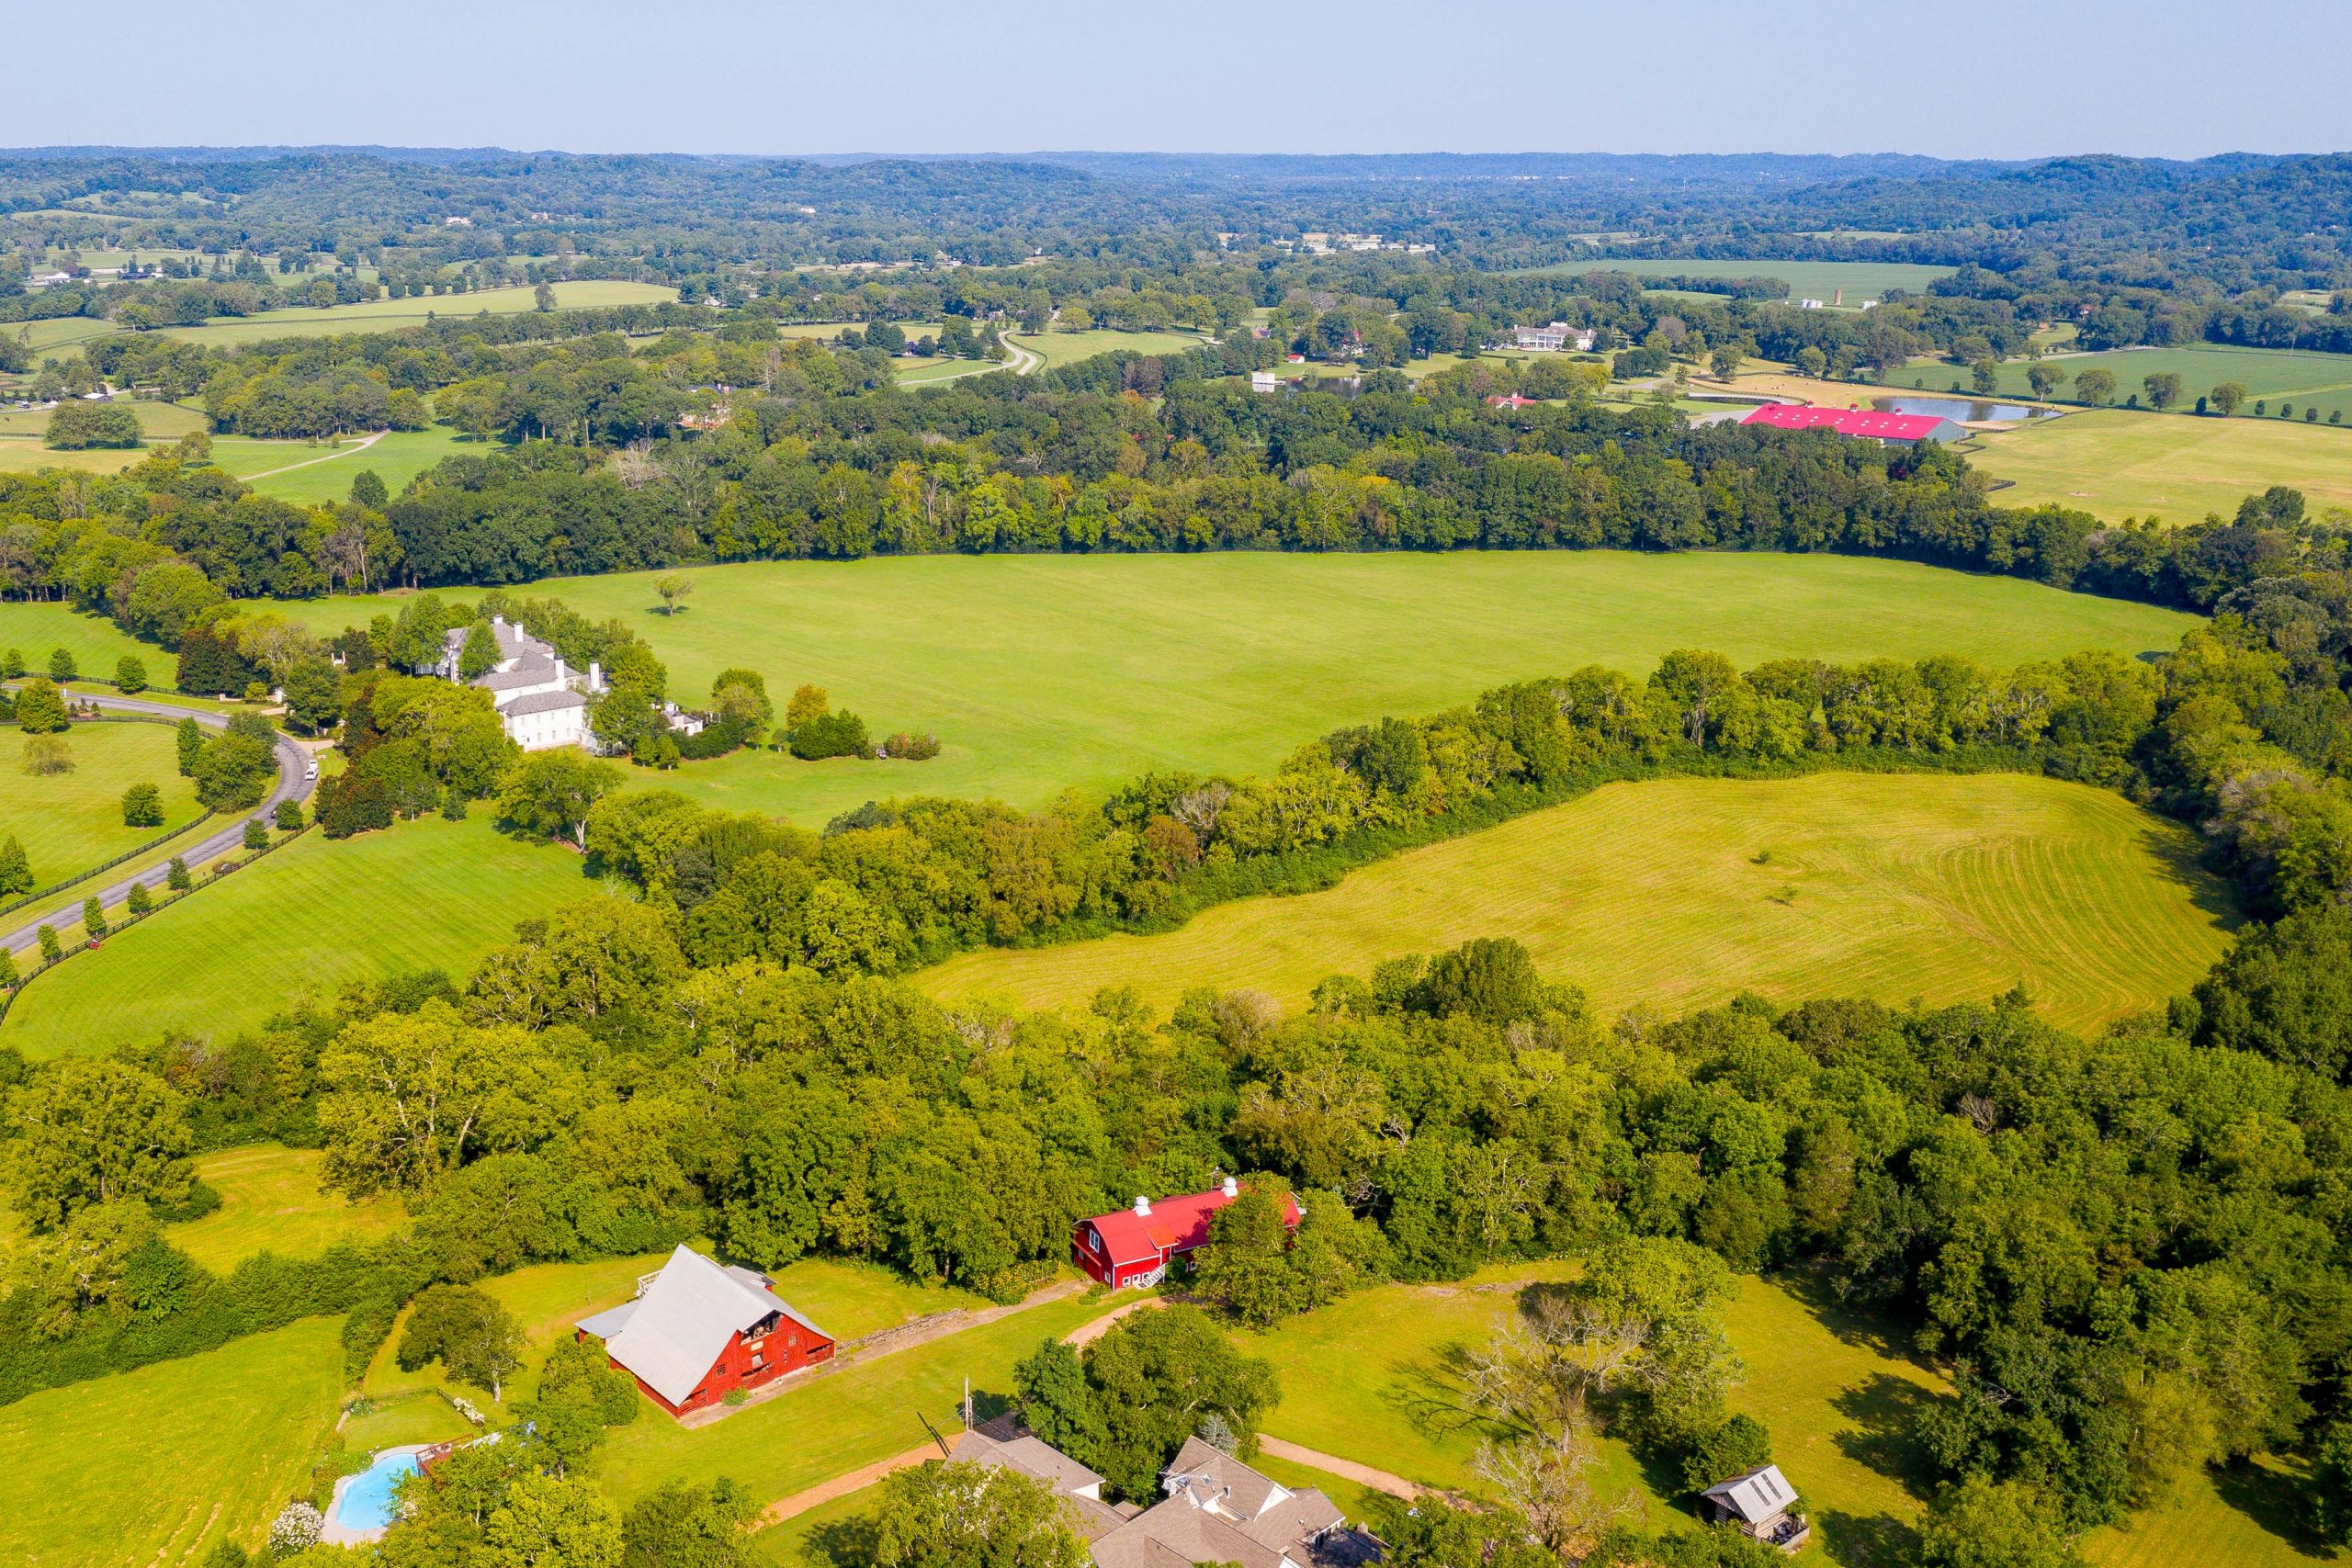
[0,814,591,1056]
[0,719,202,886]
[1966,409,2352,523]
[284,553,2199,827]
[0,1315,345,1566]
[922,773,2237,1033]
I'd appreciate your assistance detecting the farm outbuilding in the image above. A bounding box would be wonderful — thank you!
[1739,404,1967,446]
[574,1244,835,1416]
[1072,1179,1299,1289]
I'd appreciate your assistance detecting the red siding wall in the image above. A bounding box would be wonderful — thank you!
[578,1316,836,1418]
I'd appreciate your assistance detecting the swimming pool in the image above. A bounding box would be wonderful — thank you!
[329,1448,419,1538]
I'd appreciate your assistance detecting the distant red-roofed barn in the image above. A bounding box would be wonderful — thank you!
[1073,1179,1301,1289]
[1739,403,1967,446]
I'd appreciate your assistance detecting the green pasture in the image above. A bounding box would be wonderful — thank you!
[209,426,478,505]
[21,281,680,361]
[0,814,592,1055]
[893,355,1005,387]
[164,1144,407,1274]
[1020,327,1208,368]
[922,772,2237,1035]
[0,441,144,478]
[1943,344,2352,422]
[281,553,2197,829]
[1228,1260,1952,1556]
[1966,408,2352,523]
[0,719,201,890]
[1520,257,1954,303]
[0,398,207,442]
[0,600,178,688]
[0,1315,344,1566]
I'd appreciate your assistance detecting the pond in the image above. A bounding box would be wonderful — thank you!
[1872,395,2059,423]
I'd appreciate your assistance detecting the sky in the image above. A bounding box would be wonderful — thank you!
[6,0,2348,162]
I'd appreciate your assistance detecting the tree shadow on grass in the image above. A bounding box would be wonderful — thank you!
[1831,1373,1948,1504]
[1816,1507,1920,1568]
[804,1513,881,1568]
[1776,1268,1939,1372]
[2211,1458,2335,1560]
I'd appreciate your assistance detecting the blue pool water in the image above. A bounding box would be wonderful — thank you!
[332,1449,419,1535]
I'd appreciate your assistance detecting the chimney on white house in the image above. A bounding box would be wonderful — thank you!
[588,660,603,692]
[555,657,568,682]
[1222,1177,1239,1199]
[1133,1195,1151,1217]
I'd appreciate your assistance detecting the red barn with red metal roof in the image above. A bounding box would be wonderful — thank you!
[1739,403,1966,446]
[1072,1179,1301,1289]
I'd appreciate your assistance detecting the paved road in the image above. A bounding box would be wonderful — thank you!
[2,692,315,955]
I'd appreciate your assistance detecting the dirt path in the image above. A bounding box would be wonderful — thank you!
[761,1435,962,1525]
[237,428,385,481]
[1255,1437,1424,1499]
[1061,1293,1165,1348]
[998,333,1045,375]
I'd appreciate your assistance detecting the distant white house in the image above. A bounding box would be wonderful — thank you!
[423,615,603,751]
[1508,321,1595,353]
[1250,371,1278,393]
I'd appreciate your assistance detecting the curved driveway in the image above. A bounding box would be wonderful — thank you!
[3,692,315,955]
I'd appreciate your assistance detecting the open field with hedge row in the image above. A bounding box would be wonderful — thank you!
[1965,408,2352,522]
[280,552,2199,827]
[1520,257,1955,303]
[0,1315,345,1567]
[922,772,2238,1033]
[0,814,591,1055]
[1946,344,2352,421]
[164,1144,407,1275]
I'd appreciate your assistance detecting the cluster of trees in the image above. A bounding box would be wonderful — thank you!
[12,904,2352,1552]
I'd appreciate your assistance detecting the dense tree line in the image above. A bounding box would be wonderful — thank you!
[9,333,2342,666]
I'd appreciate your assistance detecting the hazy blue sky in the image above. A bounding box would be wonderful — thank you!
[7,0,2346,160]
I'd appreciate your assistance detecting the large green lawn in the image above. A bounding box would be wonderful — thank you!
[280,553,2198,828]
[1238,1263,2321,1567]
[0,719,202,891]
[1017,327,1208,368]
[1518,257,1954,304]
[1,814,594,1056]
[1940,344,2352,423]
[164,1144,407,1275]
[0,600,178,688]
[0,1315,344,1566]
[1966,408,2352,524]
[922,772,2237,1034]
[1229,1262,1945,1556]
[209,426,478,505]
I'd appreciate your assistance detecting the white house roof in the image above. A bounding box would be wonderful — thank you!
[581,1244,831,1406]
[1702,1463,1798,1523]
[500,688,589,716]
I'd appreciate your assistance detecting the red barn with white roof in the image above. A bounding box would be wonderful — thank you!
[1071,1179,1301,1289]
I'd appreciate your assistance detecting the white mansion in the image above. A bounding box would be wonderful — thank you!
[425,615,603,750]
